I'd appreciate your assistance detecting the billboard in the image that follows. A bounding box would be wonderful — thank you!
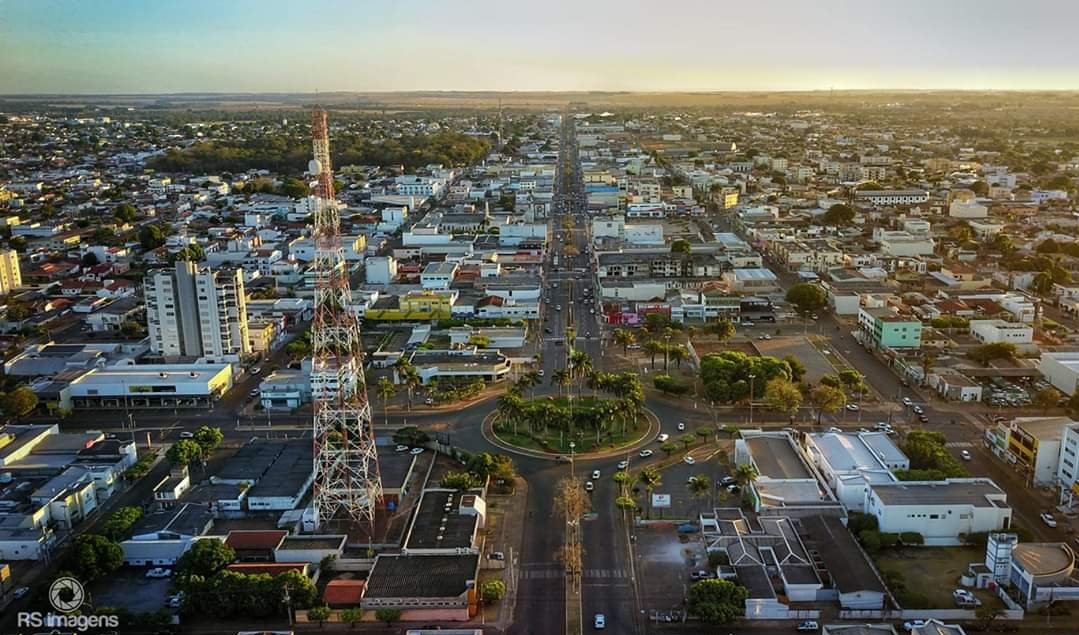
[651,494,671,508]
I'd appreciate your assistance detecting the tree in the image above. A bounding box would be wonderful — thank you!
[551,368,571,397]
[393,425,430,447]
[783,355,806,383]
[138,224,166,250]
[638,465,662,519]
[679,433,696,449]
[1030,271,1055,295]
[81,252,100,267]
[307,605,331,627]
[969,180,989,197]
[481,579,507,603]
[810,384,846,423]
[613,328,636,354]
[192,426,223,456]
[175,538,236,578]
[114,203,139,223]
[785,283,827,318]
[642,340,665,369]
[687,578,748,624]
[340,607,364,628]
[1,387,38,418]
[167,439,204,466]
[976,605,1005,631]
[763,377,803,417]
[687,475,711,514]
[660,441,677,457]
[734,463,759,489]
[710,319,735,342]
[120,320,144,338]
[441,470,482,490]
[1037,238,1060,254]
[821,203,855,226]
[968,342,1017,366]
[669,344,688,368]
[671,239,692,254]
[101,506,143,541]
[70,534,123,582]
[376,607,402,627]
[517,370,542,399]
[376,376,396,425]
[277,568,318,608]
[1034,387,1063,414]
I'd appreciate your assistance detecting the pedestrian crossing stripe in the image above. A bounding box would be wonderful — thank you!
[944,441,973,448]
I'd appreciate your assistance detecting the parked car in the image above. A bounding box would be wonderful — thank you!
[845,403,859,412]
[689,570,714,581]
[796,620,820,632]
[912,405,924,415]
[617,460,629,470]
[591,470,601,480]
[250,367,262,375]
[953,588,981,606]
[179,431,194,439]
[639,449,654,458]
[593,613,605,629]
[489,551,505,561]
[903,621,926,632]
[677,422,686,431]
[827,427,842,433]
[168,593,184,608]
[902,397,913,407]
[410,447,425,455]
[584,481,594,492]
[1041,512,1058,528]
[146,568,172,579]
[720,476,736,486]
[683,455,695,465]
[961,450,972,461]
[727,484,740,493]
[394,445,409,452]
[657,433,670,443]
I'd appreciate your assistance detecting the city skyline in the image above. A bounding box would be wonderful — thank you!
[3,0,1079,94]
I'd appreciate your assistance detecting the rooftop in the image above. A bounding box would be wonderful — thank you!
[745,435,811,480]
[247,440,312,498]
[800,514,886,595]
[365,554,479,599]
[1011,416,1076,442]
[404,489,479,551]
[1011,542,1074,577]
[870,478,1007,507]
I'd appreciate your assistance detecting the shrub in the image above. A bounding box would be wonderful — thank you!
[707,551,730,568]
[898,590,932,609]
[654,374,690,395]
[847,512,879,534]
[879,532,900,548]
[900,532,924,545]
[858,530,881,553]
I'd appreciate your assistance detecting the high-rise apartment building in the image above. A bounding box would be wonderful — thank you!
[0,249,22,294]
[145,261,249,358]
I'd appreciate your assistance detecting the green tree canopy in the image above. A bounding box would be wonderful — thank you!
[821,203,855,226]
[687,579,748,624]
[175,538,236,579]
[192,426,223,456]
[70,534,123,582]
[167,439,204,466]
[2,387,38,418]
[785,283,827,317]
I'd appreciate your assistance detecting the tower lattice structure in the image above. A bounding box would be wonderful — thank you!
[309,106,381,529]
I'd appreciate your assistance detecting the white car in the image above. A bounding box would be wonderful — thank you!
[584,481,594,492]
[902,397,913,407]
[677,422,686,431]
[683,455,695,465]
[796,621,819,632]
[1041,512,1058,528]
[961,450,972,461]
[410,447,425,455]
[538,369,545,376]
[179,431,194,439]
[593,613,605,629]
[845,403,859,412]
[394,445,409,452]
[657,433,670,443]
[912,405,924,415]
[617,460,629,470]
[591,469,601,480]
[639,449,654,458]
[146,567,172,579]
[827,427,842,433]
[953,588,980,606]
[903,620,926,632]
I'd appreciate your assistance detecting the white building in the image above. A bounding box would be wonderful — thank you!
[865,479,1013,545]
[365,256,398,285]
[854,190,929,206]
[420,261,458,290]
[145,261,250,359]
[396,175,445,197]
[949,200,989,218]
[805,432,908,511]
[969,319,1034,345]
[65,363,234,410]
[1039,352,1079,395]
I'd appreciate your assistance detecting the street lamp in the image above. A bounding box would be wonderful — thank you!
[569,441,576,478]
[748,374,757,426]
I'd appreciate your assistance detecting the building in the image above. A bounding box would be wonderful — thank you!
[804,432,908,511]
[405,349,512,385]
[948,200,989,218]
[1039,352,1079,395]
[858,307,922,350]
[969,319,1033,344]
[145,261,250,359]
[362,553,479,621]
[365,256,398,285]
[1005,417,1077,486]
[65,363,233,410]
[0,249,22,294]
[734,431,836,511]
[854,190,929,206]
[420,261,459,290]
[865,479,1013,545]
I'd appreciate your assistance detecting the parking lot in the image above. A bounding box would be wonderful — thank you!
[641,448,732,521]
[92,568,174,613]
[635,526,707,621]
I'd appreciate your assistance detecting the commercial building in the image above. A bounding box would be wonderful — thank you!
[64,363,233,410]
[362,553,479,621]
[858,307,922,350]
[405,349,511,385]
[1005,417,1077,486]
[734,431,836,511]
[365,256,398,284]
[1039,352,1079,395]
[865,479,1012,545]
[969,319,1033,345]
[804,432,908,511]
[145,261,250,359]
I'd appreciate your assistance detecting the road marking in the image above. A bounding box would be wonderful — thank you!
[584,568,628,579]
[945,441,974,448]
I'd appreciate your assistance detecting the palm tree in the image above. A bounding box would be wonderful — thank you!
[661,327,675,371]
[376,377,396,426]
[517,370,542,399]
[638,465,662,519]
[669,344,688,369]
[687,475,711,516]
[734,463,759,489]
[552,368,571,397]
[613,329,636,354]
[642,340,664,369]
[569,349,593,398]
[497,392,525,435]
[919,352,937,387]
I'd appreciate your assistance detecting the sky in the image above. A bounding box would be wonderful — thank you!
[2,0,1079,94]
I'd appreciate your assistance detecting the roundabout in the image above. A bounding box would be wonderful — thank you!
[481,400,661,461]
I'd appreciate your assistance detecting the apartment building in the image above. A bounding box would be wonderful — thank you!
[858,307,922,350]
[854,190,929,206]
[145,261,250,359]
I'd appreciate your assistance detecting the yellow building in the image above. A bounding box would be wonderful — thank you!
[365,290,455,321]
[717,189,739,209]
[0,249,22,294]
[247,319,279,353]
[1007,416,1074,486]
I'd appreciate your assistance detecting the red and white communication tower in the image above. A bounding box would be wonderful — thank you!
[309,106,381,529]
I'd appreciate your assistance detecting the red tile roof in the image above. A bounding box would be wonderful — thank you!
[323,578,366,606]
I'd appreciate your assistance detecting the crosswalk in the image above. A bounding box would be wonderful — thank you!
[945,441,974,448]
[518,564,629,580]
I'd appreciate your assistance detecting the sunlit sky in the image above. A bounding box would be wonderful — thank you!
[2,0,1079,94]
